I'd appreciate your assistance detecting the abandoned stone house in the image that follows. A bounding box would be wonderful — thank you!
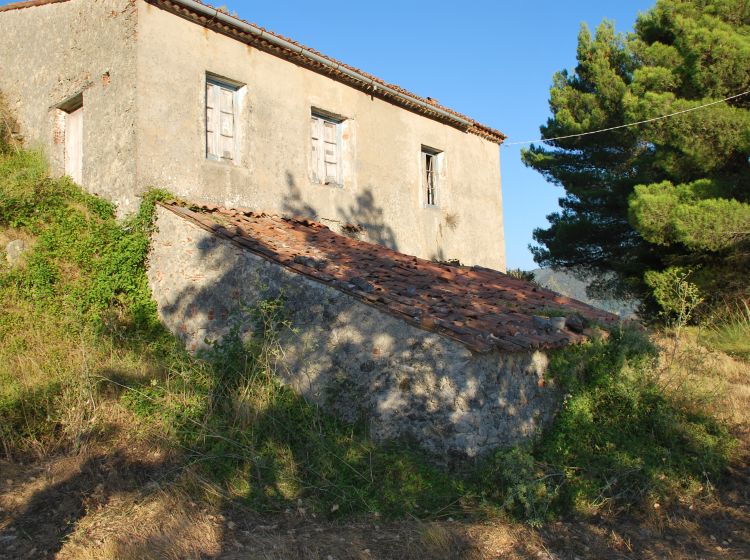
[0,0,508,270]
[1,0,620,458]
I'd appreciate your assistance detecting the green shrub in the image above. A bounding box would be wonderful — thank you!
[537,327,733,514]
[645,266,704,327]
[478,446,559,526]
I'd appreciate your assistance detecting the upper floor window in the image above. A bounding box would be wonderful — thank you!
[206,75,242,163]
[311,111,343,186]
[421,146,442,207]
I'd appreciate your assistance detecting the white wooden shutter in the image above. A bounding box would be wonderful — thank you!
[423,151,438,206]
[207,80,238,161]
[323,120,338,184]
[206,83,218,159]
[219,87,235,161]
[311,115,323,182]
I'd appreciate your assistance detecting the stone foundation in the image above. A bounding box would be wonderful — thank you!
[147,207,560,458]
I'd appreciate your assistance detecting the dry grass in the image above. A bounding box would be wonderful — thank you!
[60,490,223,560]
[701,301,750,362]
[406,522,477,560]
[0,92,19,151]
[2,438,748,559]
[656,329,750,428]
[0,281,160,459]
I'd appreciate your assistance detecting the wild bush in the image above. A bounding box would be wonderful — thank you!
[536,327,734,514]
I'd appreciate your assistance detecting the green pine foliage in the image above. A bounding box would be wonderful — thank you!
[522,0,750,314]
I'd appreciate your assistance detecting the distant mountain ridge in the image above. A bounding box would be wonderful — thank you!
[531,268,639,319]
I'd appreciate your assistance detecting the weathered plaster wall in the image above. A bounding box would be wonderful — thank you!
[0,0,139,214]
[137,2,505,271]
[148,208,556,458]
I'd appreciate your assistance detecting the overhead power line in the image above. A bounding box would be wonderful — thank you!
[503,90,750,147]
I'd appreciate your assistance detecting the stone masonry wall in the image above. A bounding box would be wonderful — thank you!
[148,207,560,459]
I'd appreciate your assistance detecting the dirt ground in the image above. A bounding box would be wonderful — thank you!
[0,429,747,560]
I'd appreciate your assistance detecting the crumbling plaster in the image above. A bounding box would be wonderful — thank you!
[0,0,139,212]
[148,207,557,459]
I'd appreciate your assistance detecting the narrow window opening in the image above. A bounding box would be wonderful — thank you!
[421,146,441,207]
[57,93,83,184]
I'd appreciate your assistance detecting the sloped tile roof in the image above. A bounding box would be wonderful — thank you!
[159,201,619,354]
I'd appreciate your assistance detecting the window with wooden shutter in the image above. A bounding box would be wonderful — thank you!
[311,111,343,186]
[421,146,442,207]
[206,76,241,163]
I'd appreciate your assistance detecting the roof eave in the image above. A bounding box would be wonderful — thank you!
[0,0,507,143]
[152,0,507,144]
[0,0,70,13]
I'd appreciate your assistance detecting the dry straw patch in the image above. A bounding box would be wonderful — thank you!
[0,293,159,458]
[0,92,20,152]
[59,489,223,560]
[657,330,750,428]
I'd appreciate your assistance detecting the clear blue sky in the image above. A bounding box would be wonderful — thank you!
[2,0,654,269]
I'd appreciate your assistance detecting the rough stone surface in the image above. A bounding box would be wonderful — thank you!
[4,239,26,265]
[0,0,139,215]
[148,207,560,459]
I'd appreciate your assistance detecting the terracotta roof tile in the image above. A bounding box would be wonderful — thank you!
[160,201,620,354]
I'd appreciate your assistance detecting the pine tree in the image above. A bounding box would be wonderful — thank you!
[523,0,750,311]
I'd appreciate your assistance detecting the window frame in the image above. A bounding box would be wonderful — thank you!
[421,145,442,208]
[310,109,345,187]
[205,74,244,164]
[55,93,84,184]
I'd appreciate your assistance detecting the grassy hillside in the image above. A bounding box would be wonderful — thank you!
[0,143,743,558]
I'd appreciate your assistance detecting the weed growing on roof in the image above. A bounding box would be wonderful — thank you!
[0,146,736,524]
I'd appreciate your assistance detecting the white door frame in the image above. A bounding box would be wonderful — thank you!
[62,95,83,184]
